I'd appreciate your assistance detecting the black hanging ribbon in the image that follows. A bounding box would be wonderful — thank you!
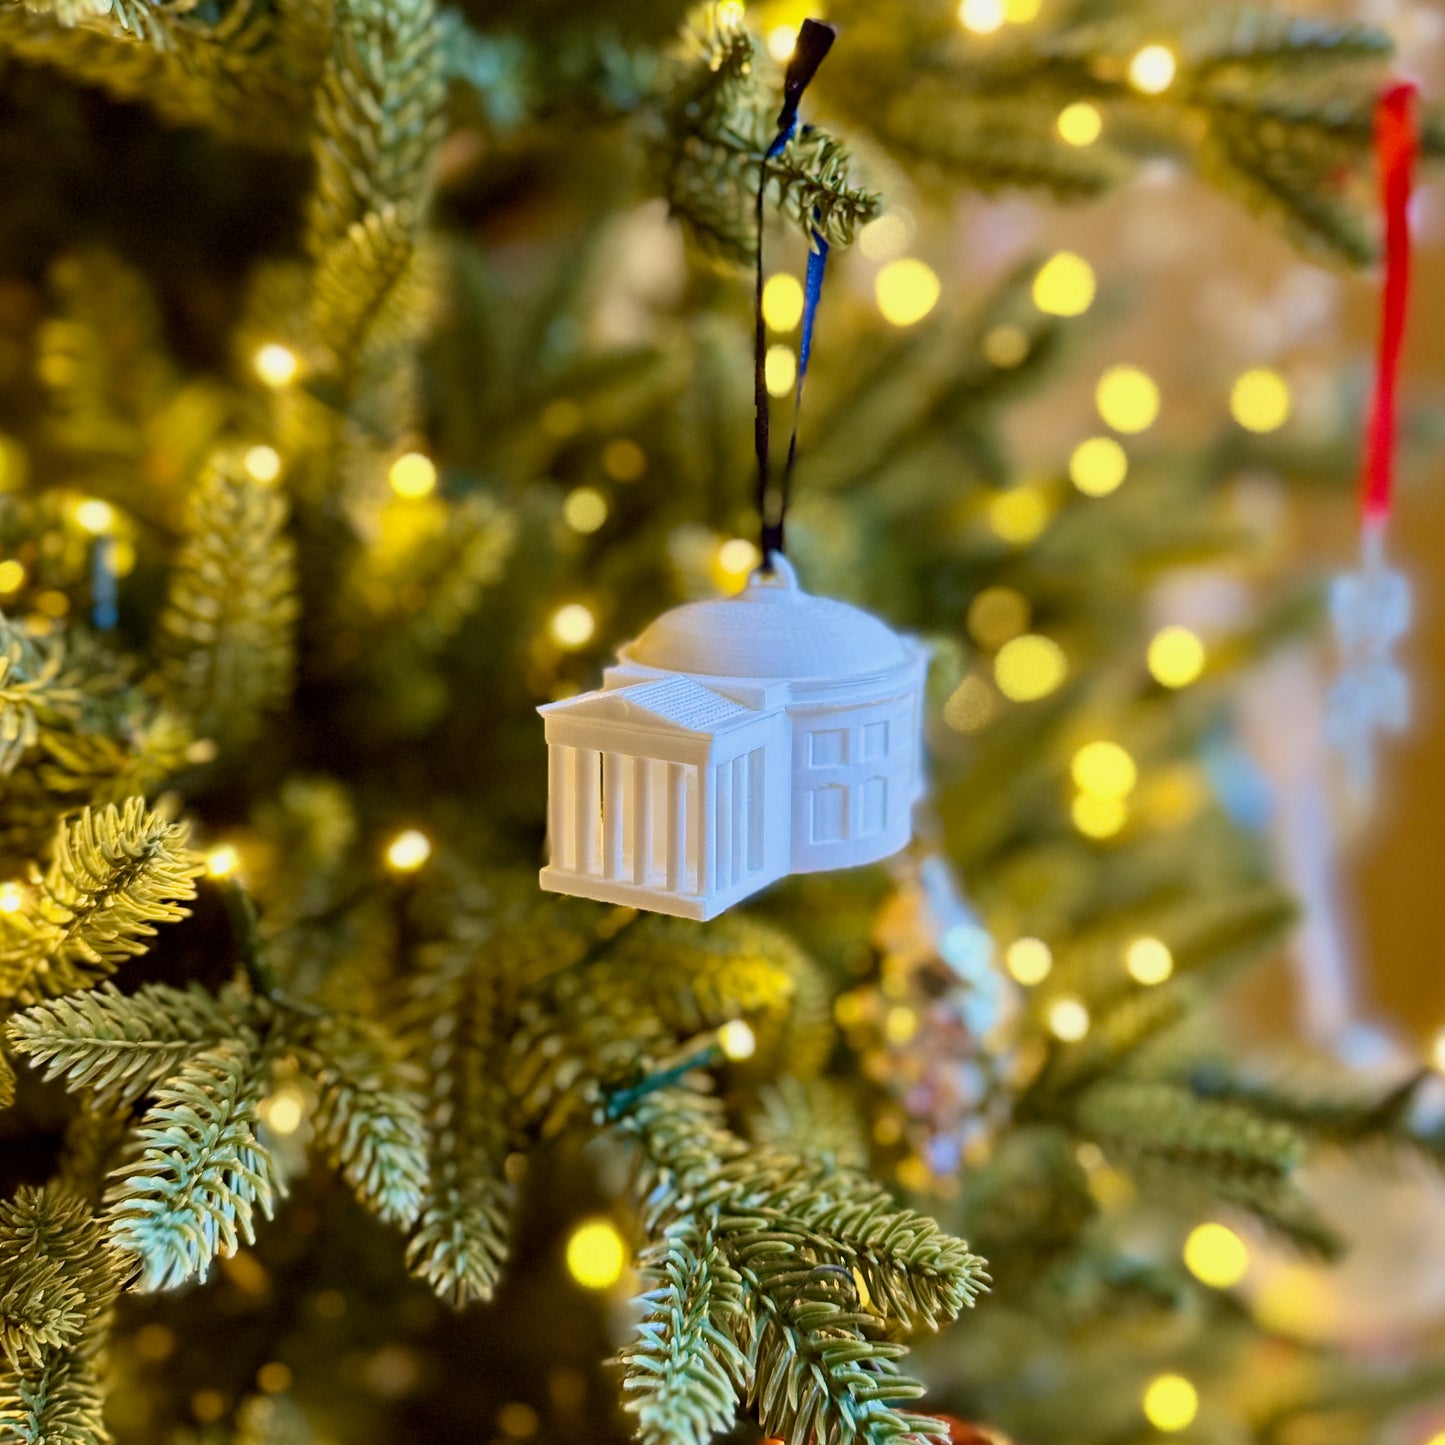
[754,18,836,567]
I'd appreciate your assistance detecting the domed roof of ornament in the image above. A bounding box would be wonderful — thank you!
[626,555,910,681]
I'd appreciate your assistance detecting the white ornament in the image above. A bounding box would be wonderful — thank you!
[1326,527,1411,792]
[539,554,928,920]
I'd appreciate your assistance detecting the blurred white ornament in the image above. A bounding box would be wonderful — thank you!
[1326,529,1411,793]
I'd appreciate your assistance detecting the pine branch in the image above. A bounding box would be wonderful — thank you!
[156,448,298,752]
[292,1012,429,1230]
[6,981,245,1107]
[751,1077,870,1171]
[0,0,322,151]
[0,1185,122,1444]
[403,930,514,1306]
[0,1346,108,1445]
[103,1040,280,1290]
[617,1229,749,1445]
[0,799,201,1007]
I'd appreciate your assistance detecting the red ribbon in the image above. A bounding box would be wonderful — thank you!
[1362,81,1419,528]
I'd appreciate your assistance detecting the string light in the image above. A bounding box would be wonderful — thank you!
[550,602,596,649]
[389,452,437,499]
[602,438,646,482]
[715,537,761,591]
[967,587,1030,649]
[943,675,996,733]
[1096,365,1160,433]
[563,487,608,534]
[1073,793,1127,839]
[766,24,798,61]
[1430,1029,1445,1072]
[243,445,282,484]
[1125,936,1174,985]
[988,486,1049,544]
[1069,436,1128,496]
[565,1218,627,1290]
[1142,1374,1198,1433]
[0,882,23,914]
[1184,1222,1249,1288]
[717,1019,757,1060]
[762,273,805,331]
[1230,368,1292,433]
[1129,44,1178,95]
[715,1,744,26]
[1057,101,1103,146]
[257,1361,293,1395]
[875,259,941,327]
[385,829,432,872]
[983,324,1029,368]
[995,634,1066,701]
[260,1085,307,1136]
[858,210,913,262]
[1148,625,1206,688]
[1071,741,1137,799]
[1047,997,1090,1042]
[253,343,299,388]
[1032,252,1096,317]
[765,344,798,397]
[0,560,25,594]
[74,498,116,535]
[958,0,1005,33]
[885,1006,919,1044]
[1005,937,1052,985]
[205,844,240,879]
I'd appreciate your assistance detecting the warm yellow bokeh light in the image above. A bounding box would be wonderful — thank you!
[1184,1222,1249,1288]
[763,273,805,332]
[1125,935,1174,985]
[253,343,299,388]
[943,675,996,733]
[0,560,25,594]
[958,0,1005,33]
[995,634,1066,701]
[967,586,1030,649]
[0,882,24,914]
[1096,365,1160,434]
[1005,937,1053,986]
[885,1005,919,1045]
[1432,1029,1445,1073]
[765,344,798,397]
[1072,793,1127,839]
[1057,101,1103,146]
[1069,436,1128,497]
[988,486,1049,544]
[858,210,913,262]
[1148,625,1207,688]
[563,486,608,534]
[205,844,240,880]
[767,23,798,61]
[389,451,437,499]
[715,1,744,26]
[74,498,117,535]
[602,438,647,482]
[983,323,1030,369]
[550,602,596,649]
[261,1085,307,1136]
[566,1218,627,1290]
[716,537,761,582]
[385,829,432,872]
[1230,368,1292,433]
[1005,0,1041,18]
[1032,252,1096,317]
[876,259,941,327]
[718,1019,757,1060]
[1048,997,1090,1042]
[1142,1374,1198,1433]
[1071,741,1137,799]
[243,445,282,484]
[1129,44,1178,95]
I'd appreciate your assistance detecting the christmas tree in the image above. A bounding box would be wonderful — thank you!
[0,1,1443,1443]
